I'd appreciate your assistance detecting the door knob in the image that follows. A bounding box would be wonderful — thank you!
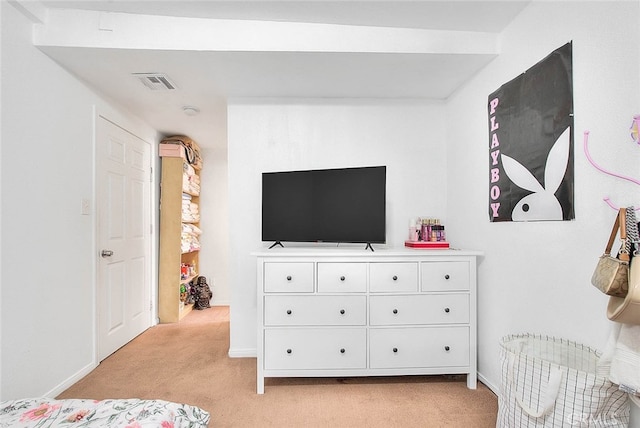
[101,250,114,257]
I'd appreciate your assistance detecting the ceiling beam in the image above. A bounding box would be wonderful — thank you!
[33,8,500,56]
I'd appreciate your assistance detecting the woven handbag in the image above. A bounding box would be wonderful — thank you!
[591,208,629,297]
[497,334,629,427]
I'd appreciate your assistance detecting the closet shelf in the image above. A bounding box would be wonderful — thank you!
[159,138,203,323]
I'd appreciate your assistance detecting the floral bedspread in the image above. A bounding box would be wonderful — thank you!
[0,397,210,427]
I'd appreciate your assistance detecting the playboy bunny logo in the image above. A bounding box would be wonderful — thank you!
[501,127,571,221]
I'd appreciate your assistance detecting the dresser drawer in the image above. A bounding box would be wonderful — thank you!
[317,263,367,293]
[264,262,314,293]
[370,294,469,325]
[421,261,469,291]
[264,328,367,370]
[264,295,366,326]
[370,262,418,292]
[369,326,470,368]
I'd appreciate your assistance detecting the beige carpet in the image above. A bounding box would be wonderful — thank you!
[58,306,498,427]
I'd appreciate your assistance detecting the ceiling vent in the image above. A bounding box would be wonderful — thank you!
[133,73,177,91]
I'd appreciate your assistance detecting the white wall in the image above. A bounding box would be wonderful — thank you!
[0,0,4,397]
[199,146,231,306]
[446,1,640,391]
[0,2,156,399]
[226,2,640,393]
[227,99,447,355]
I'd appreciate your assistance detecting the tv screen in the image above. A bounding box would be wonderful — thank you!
[262,166,386,246]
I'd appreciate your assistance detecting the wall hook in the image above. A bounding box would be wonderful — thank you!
[583,130,640,211]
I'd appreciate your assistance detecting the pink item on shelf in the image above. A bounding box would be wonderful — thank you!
[404,240,450,249]
[159,143,185,158]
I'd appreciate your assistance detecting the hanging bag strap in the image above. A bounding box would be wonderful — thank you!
[605,208,628,261]
[626,207,639,257]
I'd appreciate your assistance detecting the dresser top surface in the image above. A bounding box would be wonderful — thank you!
[252,246,483,258]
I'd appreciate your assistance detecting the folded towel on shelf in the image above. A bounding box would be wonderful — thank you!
[182,186,200,195]
[181,206,199,218]
[181,231,201,252]
[181,213,200,223]
[182,180,201,195]
[182,224,203,235]
[183,163,195,177]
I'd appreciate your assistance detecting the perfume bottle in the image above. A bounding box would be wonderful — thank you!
[421,219,429,242]
[409,219,418,241]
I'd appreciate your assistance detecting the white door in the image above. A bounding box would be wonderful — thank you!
[96,116,152,361]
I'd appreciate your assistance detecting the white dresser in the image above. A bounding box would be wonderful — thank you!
[254,247,481,394]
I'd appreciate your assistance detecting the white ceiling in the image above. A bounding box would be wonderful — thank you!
[28,1,530,148]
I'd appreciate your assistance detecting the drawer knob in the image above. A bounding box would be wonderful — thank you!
[444,307,450,313]
[392,309,398,314]
[392,275,398,281]
[286,275,292,281]
[444,274,450,280]
[340,309,346,315]
[393,347,398,353]
[286,348,292,354]
[340,276,346,281]
[340,348,346,354]
[444,346,450,352]
[286,309,292,315]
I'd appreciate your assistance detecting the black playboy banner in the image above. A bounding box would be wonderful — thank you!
[488,42,574,222]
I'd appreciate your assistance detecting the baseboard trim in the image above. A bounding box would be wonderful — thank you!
[478,371,499,396]
[228,347,256,358]
[211,301,230,306]
[43,361,97,398]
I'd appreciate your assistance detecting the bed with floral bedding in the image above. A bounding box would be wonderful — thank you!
[0,397,210,427]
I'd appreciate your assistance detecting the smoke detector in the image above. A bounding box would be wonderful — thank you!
[132,73,177,90]
[182,106,200,116]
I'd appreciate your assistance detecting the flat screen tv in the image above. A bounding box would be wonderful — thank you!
[262,166,386,249]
